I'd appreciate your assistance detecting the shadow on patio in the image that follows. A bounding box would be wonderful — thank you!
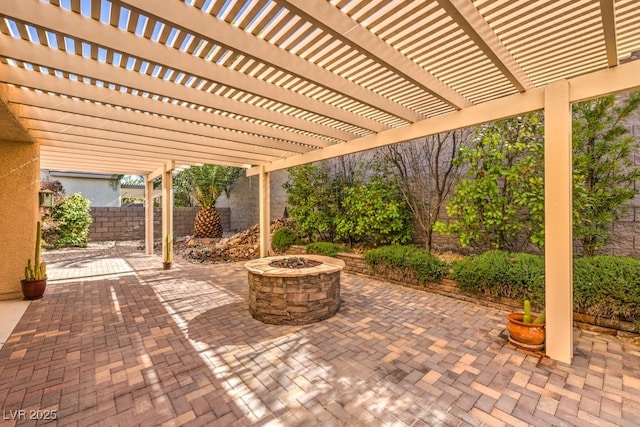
[1,253,639,426]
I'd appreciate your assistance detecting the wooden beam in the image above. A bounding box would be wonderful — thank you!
[436,0,533,92]
[544,80,573,364]
[161,162,174,265]
[259,166,271,257]
[248,59,640,175]
[115,0,420,123]
[3,82,328,149]
[599,0,618,68]
[145,175,154,255]
[277,0,472,110]
[0,38,347,143]
[0,0,386,133]
[14,101,310,157]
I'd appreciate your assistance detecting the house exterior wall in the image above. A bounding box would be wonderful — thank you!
[0,140,39,300]
[41,170,120,207]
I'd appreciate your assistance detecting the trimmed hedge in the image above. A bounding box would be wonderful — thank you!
[574,256,640,323]
[306,242,348,257]
[452,250,640,324]
[364,245,448,286]
[452,251,545,307]
[271,227,299,252]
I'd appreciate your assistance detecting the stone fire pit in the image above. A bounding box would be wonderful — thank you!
[245,255,345,325]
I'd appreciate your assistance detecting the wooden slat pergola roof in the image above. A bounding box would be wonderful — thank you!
[1,0,639,176]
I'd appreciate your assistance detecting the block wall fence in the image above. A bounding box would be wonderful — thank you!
[88,207,230,241]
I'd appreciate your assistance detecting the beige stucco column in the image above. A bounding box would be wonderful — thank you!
[144,175,154,255]
[259,166,271,257]
[161,162,174,263]
[544,80,573,363]
[0,140,40,300]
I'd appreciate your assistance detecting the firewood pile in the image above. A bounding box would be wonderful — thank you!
[177,218,295,263]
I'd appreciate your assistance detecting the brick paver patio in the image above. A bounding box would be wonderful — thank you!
[1,252,639,426]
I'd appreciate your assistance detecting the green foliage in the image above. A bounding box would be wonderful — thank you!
[375,129,472,252]
[271,227,300,252]
[452,251,545,306]
[40,179,65,246]
[532,309,546,324]
[336,177,413,246]
[174,165,242,208]
[436,113,544,251]
[572,91,640,256]
[24,221,46,280]
[364,245,448,285]
[284,161,411,247]
[523,300,532,323]
[51,193,92,247]
[284,164,338,241]
[306,242,348,257]
[438,92,640,255]
[573,256,640,323]
[452,251,640,323]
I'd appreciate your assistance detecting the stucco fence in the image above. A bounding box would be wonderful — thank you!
[88,207,230,241]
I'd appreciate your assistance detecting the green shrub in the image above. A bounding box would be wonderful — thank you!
[452,251,544,306]
[574,256,640,323]
[271,227,300,252]
[364,245,448,285]
[283,164,338,241]
[306,242,348,257]
[51,193,92,247]
[452,251,640,323]
[336,177,413,246]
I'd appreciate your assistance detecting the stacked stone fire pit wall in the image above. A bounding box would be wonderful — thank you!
[245,255,344,325]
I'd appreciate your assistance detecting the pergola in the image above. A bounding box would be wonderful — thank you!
[1,0,639,363]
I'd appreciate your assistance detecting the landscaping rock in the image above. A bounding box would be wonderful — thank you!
[176,218,294,264]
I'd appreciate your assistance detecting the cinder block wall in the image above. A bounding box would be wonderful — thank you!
[88,207,230,241]
[223,170,289,232]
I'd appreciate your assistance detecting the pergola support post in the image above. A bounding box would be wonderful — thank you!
[161,162,174,264]
[144,175,154,255]
[544,80,573,363]
[259,166,271,257]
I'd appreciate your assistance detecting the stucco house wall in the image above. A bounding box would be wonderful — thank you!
[41,170,120,207]
[1,140,39,300]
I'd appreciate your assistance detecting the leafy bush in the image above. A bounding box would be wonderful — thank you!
[435,114,545,251]
[452,251,640,323]
[335,177,413,246]
[271,227,300,252]
[452,251,545,306]
[283,164,338,241]
[51,193,92,247]
[306,242,348,257]
[364,245,448,285]
[573,256,640,323]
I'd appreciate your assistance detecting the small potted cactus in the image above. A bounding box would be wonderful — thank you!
[163,234,173,270]
[506,300,545,350]
[21,221,47,300]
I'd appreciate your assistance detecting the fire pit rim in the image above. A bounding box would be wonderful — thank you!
[244,254,345,277]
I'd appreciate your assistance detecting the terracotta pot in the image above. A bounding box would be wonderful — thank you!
[163,262,172,270]
[506,313,545,346]
[21,278,47,300]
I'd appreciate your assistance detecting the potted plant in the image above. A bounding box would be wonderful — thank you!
[506,300,545,350]
[163,234,172,270]
[21,221,47,300]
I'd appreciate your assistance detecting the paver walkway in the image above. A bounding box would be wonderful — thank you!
[1,253,639,426]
